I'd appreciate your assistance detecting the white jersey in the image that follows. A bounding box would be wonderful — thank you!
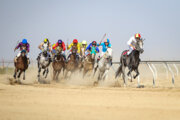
[127,36,137,46]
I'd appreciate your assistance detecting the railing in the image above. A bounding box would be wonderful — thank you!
[112,61,180,87]
[1,60,180,87]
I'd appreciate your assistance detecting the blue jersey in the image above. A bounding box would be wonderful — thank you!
[86,43,100,53]
[97,43,112,52]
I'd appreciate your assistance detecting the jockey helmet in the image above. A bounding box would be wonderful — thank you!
[82,40,87,45]
[92,41,97,46]
[73,39,78,44]
[22,39,27,44]
[135,33,141,39]
[104,38,110,43]
[58,39,62,44]
[44,38,48,43]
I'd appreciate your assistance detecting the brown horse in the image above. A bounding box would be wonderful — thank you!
[13,50,29,81]
[64,46,78,79]
[83,53,95,78]
[78,47,86,71]
[52,47,65,81]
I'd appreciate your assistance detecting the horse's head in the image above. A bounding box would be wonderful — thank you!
[72,46,77,55]
[56,46,62,55]
[21,50,26,57]
[135,40,144,54]
[42,44,49,56]
[80,47,85,57]
[104,47,113,59]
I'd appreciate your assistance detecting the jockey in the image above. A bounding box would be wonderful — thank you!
[127,33,142,55]
[80,40,88,58]
[67,39,81,61]
[97,38,112,57]
[97,38,112,65]
[14,39,30,64]
[85,41,100,56]
[52,39,66,61]
[37,38,52,61]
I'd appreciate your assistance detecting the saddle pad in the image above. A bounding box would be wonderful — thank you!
[123,50,129,55]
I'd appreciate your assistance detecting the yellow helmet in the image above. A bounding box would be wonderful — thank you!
[44,38,48,43]
[82,40,87,45]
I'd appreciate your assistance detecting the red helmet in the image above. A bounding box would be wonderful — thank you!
[135,33,141,39]
[73,39,78,44]
[92,41,97,45]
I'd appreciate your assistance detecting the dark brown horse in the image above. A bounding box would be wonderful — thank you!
[52,47,65,81]
[13,50,29,81]
[64,46,78,79]
[83,53,95,78]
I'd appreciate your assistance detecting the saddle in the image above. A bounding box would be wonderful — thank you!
[123,50,129,56]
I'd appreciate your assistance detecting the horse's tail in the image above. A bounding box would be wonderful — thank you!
[115,54,124,79]
[115,64,122,78]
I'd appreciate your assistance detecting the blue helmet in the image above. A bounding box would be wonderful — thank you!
[22,39,27,44]
[104,38,110,43]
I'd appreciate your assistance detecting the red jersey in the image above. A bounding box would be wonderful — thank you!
[53,42,66,51]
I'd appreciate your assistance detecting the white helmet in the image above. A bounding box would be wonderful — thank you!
[82,40,87,45]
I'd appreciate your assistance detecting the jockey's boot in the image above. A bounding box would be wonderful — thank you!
[63,55,66,62]
[110,59,113,66]
[14,57,17,63]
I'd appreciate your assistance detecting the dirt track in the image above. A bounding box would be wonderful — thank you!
[0,65,180,120]
[1,81,180,120]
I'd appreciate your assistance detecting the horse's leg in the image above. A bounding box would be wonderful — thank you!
[45,68,49,78]
[83,70,87,78]
[134,68,139,79]
[53,70,56,80]
[23,70,25,80]
[127,67,133,82]
[14,68,17,79]
[43,69,46,76]
[56,70,61,80]
[64,70,68,79]
[93,65,98,78]
[103,69,109,81]
[122,65,126,86]
[38,67,41,80]
[98,71,102,81]
[17,70,22,78]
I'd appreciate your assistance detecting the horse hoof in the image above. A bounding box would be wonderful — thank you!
[123,84,127,87]
[137,85,144,88]
[93,81,98,86]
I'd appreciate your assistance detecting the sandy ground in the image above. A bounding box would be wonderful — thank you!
[0,64,180,120]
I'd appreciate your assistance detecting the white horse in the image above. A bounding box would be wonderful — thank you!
[37,44,51,82]
[94,48,113,85]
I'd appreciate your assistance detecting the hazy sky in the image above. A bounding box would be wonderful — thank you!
[0,0,180,61]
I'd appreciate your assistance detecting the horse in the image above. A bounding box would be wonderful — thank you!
[115,39,144,86]
[64,46,78,79]
[94,48,113,85]
[78,47,86,71]
[37,44,51,82]
[52,47,65,81]
[13,50,29,81]
[83,48,96,78]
